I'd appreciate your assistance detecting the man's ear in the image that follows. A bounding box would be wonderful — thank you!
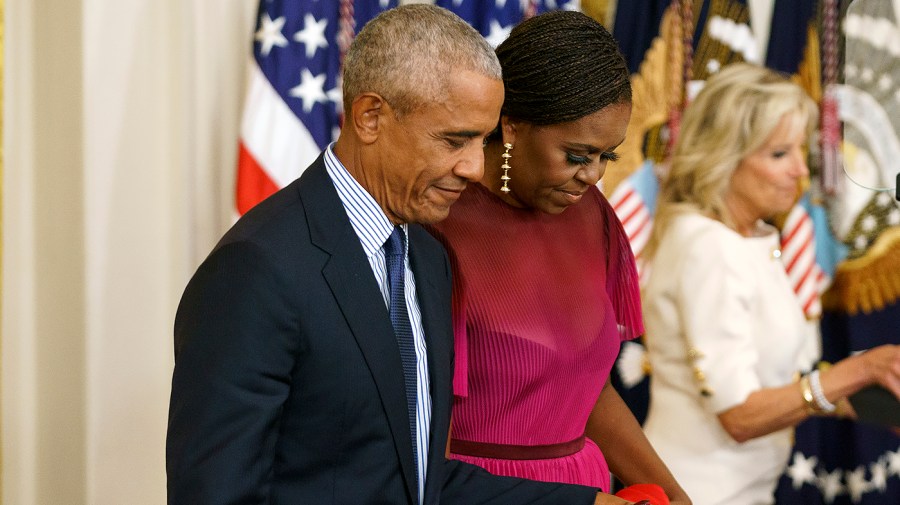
[350,93,387,144]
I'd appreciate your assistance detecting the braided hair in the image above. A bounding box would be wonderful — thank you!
[495,10,631,126]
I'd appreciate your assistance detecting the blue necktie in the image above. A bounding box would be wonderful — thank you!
[384,226,419,486]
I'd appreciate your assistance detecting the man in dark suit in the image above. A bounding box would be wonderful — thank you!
[166,4,605,504]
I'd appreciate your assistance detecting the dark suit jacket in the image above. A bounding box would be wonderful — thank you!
[166,155,597,504]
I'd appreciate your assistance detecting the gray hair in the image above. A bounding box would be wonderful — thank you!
[342,3,502,117]
[646,63,818,260]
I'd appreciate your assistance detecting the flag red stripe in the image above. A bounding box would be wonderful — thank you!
[792,260,816,293]
[781,216,804,245]
[236,141,279,215]
[629,212,651,239]
[620,198,645,225]
[784,235,813,273]
[803,290,820,314]
[611,187,635,211]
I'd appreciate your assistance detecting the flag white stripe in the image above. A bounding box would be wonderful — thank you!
[781,218,814,265]
[240,61,319,189]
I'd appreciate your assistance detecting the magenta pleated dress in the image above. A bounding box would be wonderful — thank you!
[425,182,643,492]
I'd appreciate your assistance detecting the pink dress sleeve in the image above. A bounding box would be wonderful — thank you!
[599,194,645,342]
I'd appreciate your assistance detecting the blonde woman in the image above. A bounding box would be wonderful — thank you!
[641,63,900,505]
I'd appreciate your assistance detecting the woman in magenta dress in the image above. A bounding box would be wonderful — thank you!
[425,11,690,505]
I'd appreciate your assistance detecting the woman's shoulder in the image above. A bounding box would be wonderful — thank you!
[660,213,752,268]
[670,213,741,245]
[584,185,625,227]
[424,183,505,249]
[429,183,490,228]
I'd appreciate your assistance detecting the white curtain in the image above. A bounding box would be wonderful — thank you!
[3,1,257,503]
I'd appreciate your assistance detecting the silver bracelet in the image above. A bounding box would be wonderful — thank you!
[808,370,837,413]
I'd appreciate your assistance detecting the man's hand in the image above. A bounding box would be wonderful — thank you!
[593,493,645,505]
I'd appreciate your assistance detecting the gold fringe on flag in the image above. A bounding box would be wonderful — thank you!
[603,4,685,194]
[822,227,900,315]
[581,0,613,28]
[793,23,822,103]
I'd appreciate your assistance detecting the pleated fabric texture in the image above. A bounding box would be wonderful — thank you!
[426,183,643,492]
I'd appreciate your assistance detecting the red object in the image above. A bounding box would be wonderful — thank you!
[235,142,278,216]
[615,483,670,505]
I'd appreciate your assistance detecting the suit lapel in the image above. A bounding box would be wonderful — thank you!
[409,225,454,505]
[298,160,418,503]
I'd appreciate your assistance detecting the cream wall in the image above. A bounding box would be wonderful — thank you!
[3,1,256,503]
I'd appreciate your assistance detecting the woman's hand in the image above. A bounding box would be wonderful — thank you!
[829,344,900,400]
[857,344,900,397]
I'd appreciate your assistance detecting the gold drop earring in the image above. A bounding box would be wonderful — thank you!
[501,143,512,193]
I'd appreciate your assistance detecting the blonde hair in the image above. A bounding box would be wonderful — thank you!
[644,63,818,261]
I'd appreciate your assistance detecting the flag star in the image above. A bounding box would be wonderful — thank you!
[861,214,877,231]
[860,67,874,83]
[485,20,513,48]
[327,83,343,111]
[888,207,900,226]
[255,13,289,57]
[845,466,871,503]
[878,74,893,91]
[816,468,844,504]
[560,0,581,10]
[887,448,900,476]
[707,59,722,74]
[854,234,869,250]
[616,341,648,388]
[380,0,390,8]
[496,0,508,8]
[289,69,328,113]
[787,452,819,489]
[294,14,328,59]
[845,64,858,79]
[869,459,888,491]
[877,192,893,206]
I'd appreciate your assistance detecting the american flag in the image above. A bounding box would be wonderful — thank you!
[236,0,584,215]
[436,0,580,46]
[608,160,658,280]
[235,0,397,215]
[780,200,829,319]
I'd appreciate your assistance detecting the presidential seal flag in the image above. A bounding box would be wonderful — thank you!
[775,1,900,502]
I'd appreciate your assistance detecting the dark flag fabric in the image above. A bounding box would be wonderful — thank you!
[611,0,670,74]
[235,0,397,215]
[764,0,817,74]
[775,302,900,504]
[435,0,580,47]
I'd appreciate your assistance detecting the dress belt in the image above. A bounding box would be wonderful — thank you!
[450,435,586,460]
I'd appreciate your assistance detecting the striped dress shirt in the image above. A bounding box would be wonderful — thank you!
[324,145,432,504]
